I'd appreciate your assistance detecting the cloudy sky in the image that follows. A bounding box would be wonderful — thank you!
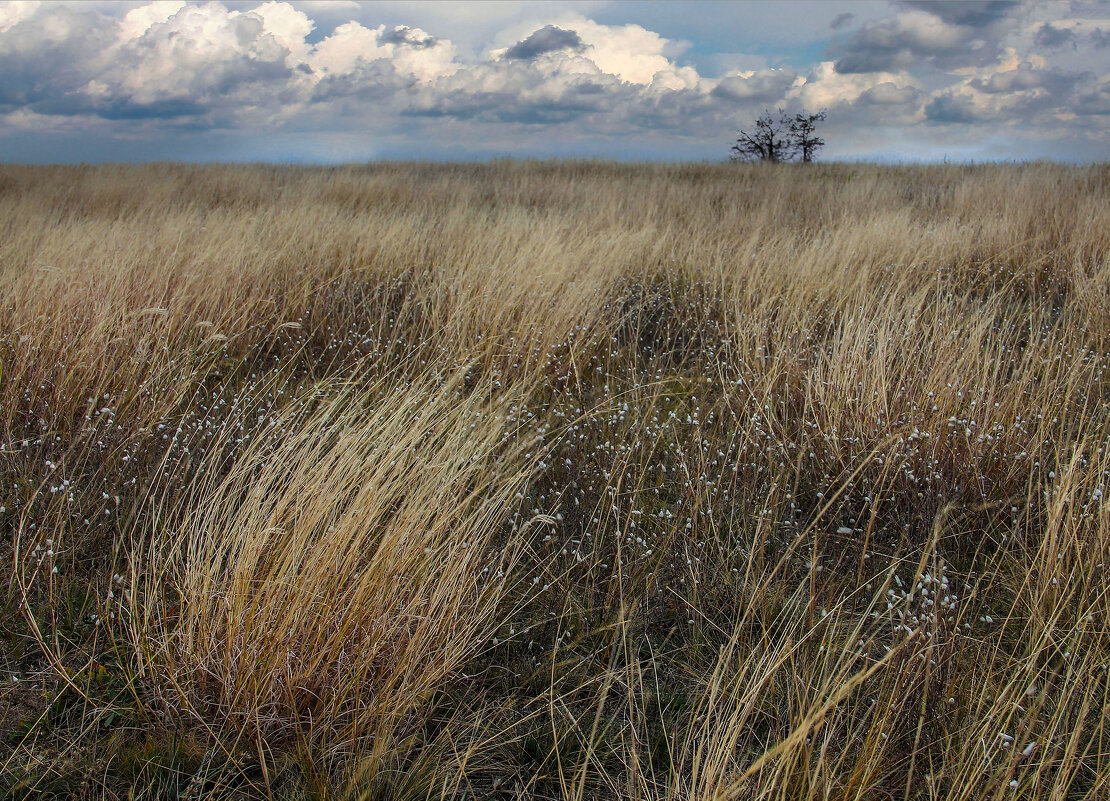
[1,0,1108,163]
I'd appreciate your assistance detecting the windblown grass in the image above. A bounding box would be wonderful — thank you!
[1,161,1109,799]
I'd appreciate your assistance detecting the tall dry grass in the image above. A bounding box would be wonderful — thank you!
[1,161,1109,798]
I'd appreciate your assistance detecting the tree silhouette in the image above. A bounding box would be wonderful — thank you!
[730,108,794,163]
[730,108,827,164]
[790,110,827,164]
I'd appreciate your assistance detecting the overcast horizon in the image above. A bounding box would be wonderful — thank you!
[1,0,1108,164]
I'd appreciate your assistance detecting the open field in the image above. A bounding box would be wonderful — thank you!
[1,161,1110,799]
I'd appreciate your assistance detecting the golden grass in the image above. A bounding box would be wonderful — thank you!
[1,161,1109,799]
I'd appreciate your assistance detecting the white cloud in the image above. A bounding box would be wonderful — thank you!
[309,21,457,82]
[248,2,314,63]
[117,1,185,41]
[492,16,700,88]
[388,29,459,82]
[570,18,697,87]
[309,21,390,75]
[791,61,919,108]
[0,1,40,34]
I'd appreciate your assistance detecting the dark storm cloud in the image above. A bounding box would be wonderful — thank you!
[858,82,920,106]
[830,13,855,31]
[924,91,986,123]
[1034,23,1076,49]
[925,63,1100,127]
[310,61,412,104]
[819,80,925,126]
[896,1,1022,28]
[32,95,210,121]
[1074,84,1110,116]
[1092,28,1110,48]
[971,64,1088,95]
[710,69,796,102]
[0,6,115,110]
[504,25,587,60]
[379,26,438,49]
[402,63,620,123]
[832,20,965,73]
[404,86,607,125]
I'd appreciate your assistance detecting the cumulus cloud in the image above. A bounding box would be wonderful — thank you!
[490,18,700,89]
[567,19,698,88]
[0,0,1106,160]
[308,21,390,75]
[925,57,1102,127]
[308,19,457,86]
[832,5,1018,73]
[792,61,916,108]
[0,3,725,134]
[786,61,924,124]
[98,3,299,120]
[371,16,722,130]
[404,54,707,131]
[248,1,314,62]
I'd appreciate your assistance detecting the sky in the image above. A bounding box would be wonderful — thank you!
[1,0,1108,163]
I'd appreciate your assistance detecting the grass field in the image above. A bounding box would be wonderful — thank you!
[2,161,1109,799]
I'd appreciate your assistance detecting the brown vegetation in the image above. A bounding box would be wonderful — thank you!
[1,161,1109,798]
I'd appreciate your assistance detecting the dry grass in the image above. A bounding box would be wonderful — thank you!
[1,161,1109,799]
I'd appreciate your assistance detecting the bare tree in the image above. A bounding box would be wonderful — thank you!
[730,108,827,164]
[790,110,827,164]
[730,108,795,163]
